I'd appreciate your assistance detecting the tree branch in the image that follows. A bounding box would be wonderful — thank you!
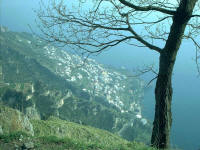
[118,0,176,15]
[191,14,200,17]
[128,65,158,87]
[184,35,200,75]
[125,14,162,53]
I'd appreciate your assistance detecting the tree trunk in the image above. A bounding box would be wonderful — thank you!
[151,1,197,149]
[151,52,174,149]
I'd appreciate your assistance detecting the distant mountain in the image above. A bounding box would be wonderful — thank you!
[0,26,151,142]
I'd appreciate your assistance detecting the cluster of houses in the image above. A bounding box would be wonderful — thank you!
[42,45,147,124]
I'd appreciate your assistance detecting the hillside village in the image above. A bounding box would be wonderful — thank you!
[0,27,152,148]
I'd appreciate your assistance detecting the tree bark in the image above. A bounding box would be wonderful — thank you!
[151,0,197,149]
[151,52,174,149]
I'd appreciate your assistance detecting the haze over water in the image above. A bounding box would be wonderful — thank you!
[1,1,200,150]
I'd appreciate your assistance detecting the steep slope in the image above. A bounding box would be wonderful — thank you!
[0,105,155,150]
[0,26,151,142]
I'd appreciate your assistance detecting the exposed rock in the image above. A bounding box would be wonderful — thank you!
[21,115,34,136]
[25,106,41,120]
[22,141,34,150]
[0,125,3,135]
[19,134,23,141]
[14,143,19,148]
[0,105,34,136]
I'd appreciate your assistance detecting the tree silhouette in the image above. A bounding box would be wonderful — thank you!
[36,0,200,148]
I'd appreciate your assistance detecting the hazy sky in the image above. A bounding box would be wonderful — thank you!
[0,0,40,32]
[1,1,200,149]
[0,0,197,74]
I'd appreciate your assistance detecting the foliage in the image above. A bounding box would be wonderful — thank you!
[58,96,117,131]
[0,131,29,143]
[1,88,27,111]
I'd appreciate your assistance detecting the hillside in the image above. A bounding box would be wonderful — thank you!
[0,26,151,142]
[0,105,155,150]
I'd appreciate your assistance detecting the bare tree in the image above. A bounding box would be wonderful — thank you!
[36,0,200,149]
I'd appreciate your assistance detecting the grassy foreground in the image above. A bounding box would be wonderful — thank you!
[0,115,155,150]
[0,132,155,150]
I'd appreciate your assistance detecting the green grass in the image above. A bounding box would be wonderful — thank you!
[0,105,154,150]
[36,136,154,150]
[0,106,177,150]
[0,131,29,143]
[31,116,128,146]
[0,132,155,150]
[29,116,155,150]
